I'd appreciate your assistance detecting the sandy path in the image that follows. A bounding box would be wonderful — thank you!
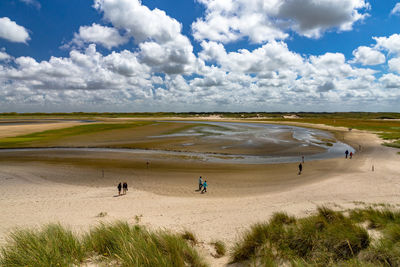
[0,124,399,266]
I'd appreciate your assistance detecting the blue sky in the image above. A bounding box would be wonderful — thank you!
[0,0,400,112]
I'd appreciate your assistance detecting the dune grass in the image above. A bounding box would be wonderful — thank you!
[211,240,226,258]
[181,230,198,244]
[2,206,400,266]
[0,222,208,267]
[231,206,400,266]
[0,224,85,267]
[84,222,207,267]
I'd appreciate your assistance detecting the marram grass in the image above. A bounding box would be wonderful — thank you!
[230,206,400,266]
[2,206,400,266]
[0,222,207,267]
[0,223,85,267]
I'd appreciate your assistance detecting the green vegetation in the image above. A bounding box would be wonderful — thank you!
[211,241,226,258]
[0,222,208,267]
[2,206,400,266]
[0,122,152,148]
[0,224,85,267]
[231,206,400,266]
[84,222,207,267]
[181,230,198,244]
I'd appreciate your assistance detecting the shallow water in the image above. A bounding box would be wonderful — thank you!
[0,121,354,164]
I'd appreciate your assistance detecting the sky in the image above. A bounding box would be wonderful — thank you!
[0,0,400,112]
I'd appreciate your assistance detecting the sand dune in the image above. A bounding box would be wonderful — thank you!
[0,121,399,266]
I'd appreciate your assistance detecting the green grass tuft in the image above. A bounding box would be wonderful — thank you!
[231,207,370,266]
[0,222,208,267]
[211,241,226,258]
[181,230,198,244]
[84,221,207,267]
[0,223,85,267]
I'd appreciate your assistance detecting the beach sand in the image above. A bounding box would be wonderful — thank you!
[0,121,399,266]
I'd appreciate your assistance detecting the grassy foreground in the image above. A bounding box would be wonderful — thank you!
[0,222,207,267]
[231,205,400,266]
[2,206,400,266]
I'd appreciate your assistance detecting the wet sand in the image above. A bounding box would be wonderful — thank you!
[0,120,399,266]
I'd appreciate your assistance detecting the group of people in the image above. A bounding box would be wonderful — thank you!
[117,182,128,195]
[345,150,353,159]
[197,176,208,193]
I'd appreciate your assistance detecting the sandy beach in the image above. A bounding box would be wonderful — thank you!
[0,120,399,265]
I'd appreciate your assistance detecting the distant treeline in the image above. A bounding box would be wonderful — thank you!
[1,112,400,119]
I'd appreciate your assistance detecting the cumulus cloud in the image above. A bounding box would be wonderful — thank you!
[380,73,400,89]
[0,50,11,61]
[94,0,182,44]
[199,40,303,73]
[351,46,386,65]
[278,0,370,38]
[93,0,196,74]
[374,34,400,55]
[388,57,400,74]
[70,23,128,49]
[1,1,400,111]
[391,3,400,16]
[0,17,30,43]
[192,0,370,43]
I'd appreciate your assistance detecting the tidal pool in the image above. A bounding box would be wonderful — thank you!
[0,121,354,164]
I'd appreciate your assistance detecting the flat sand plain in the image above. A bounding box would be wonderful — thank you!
[0,119,399,266]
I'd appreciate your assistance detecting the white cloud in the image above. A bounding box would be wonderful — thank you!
[1,1,400,111]
[94,0,182,44]
[278,0,370,38]
[199,40,303,73]
[192,0,370,43]
[379,73,400,89]
[0,17,30,43]
[388,57,400,74]
[391,3,400,15]
[374,34,400,55]
[71,23,128,49]
[93,0,197,75]
[0,50,11,61]
[351,46,386,65]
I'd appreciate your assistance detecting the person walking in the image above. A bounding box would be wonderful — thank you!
[122,182,128,195]
[117,182,122,196]
[201,180,207,193]
[298,163,303,175]
[350,152,353,159]
[198,176,203,191]
[302,155,304,163]
[345,150,349,159]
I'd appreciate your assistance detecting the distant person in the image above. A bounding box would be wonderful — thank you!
[146,161,150,169]
[298,163,302,175]
[345,150,349,159]
[302,155,304,163]
[117,182,122,196]
[350,152,353,159]
[201,180,207,193]
[198,176,203,191]
[123,182,128,195]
